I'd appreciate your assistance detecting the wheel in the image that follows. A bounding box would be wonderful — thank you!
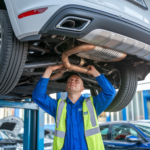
[105,65,137,112]
[0,10,28,94]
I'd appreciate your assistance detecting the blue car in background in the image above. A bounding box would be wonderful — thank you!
[44,124,55,140]
[44,125,55,132]
[99,121,150,150]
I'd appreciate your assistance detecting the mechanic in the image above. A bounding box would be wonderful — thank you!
[32,64,116,150]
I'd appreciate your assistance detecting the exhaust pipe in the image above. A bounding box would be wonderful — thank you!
[62,44,95,73]
[61,44,127,73]
[24,61,59,69]
[51,44,126,79]
[50,45,96,80]
[56,16,91,32]
[25,55,86,69]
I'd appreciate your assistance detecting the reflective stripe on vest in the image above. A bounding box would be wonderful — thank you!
[56,100,65,128]
[85,97,97,127]
[54,129,65,138]
[85,126,100,137]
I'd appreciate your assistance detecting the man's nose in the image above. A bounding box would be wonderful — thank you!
[71,80,75,84]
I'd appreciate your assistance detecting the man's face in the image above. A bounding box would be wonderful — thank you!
[66,75,84,94]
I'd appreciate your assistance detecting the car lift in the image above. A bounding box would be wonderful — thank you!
[0,99,44,150]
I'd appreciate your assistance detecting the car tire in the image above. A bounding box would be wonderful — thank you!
[0,10,28,94]
[105,64,137,112]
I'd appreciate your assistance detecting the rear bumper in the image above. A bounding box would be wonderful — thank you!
[38,5,150,61]
[5,0,150,43]
[39,4,150,45]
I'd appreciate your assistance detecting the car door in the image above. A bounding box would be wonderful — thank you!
[109,124,146,150]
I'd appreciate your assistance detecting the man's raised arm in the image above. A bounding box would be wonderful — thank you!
[87,65,116,116]
[32,64,63,118]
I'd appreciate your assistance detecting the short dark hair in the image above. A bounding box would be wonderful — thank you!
[67,74,82,80]
[67,74,84,86]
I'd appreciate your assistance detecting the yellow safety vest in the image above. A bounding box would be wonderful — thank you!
[53,96,105,150]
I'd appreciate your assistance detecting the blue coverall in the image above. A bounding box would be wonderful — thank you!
[32,74,116,150]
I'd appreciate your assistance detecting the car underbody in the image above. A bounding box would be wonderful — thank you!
[1,33,150,112]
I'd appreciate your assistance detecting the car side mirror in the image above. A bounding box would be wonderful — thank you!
[125,135,142,143]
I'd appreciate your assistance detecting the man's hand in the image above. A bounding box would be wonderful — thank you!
[47,64,64,72]
[42,64,64,78]
[87,65,101,77]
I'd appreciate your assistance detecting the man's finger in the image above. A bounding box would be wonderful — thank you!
[57,64,64,68]
[54,64,64,70]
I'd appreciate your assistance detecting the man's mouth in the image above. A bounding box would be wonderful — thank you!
[70,85,75,87]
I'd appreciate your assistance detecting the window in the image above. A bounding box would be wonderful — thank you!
[147,100,150,119]
[130,128,138,136]
[47,113,50,124]
[127,101,133,120]
[126,91,144,121]
[133,95,138,120]
[133,124,150,138]
[113,112,117,121]
[138,92,144,120]
[0,131,9,140]
[98,112,106,122]
[99,125,109,140]
[45,131,54,140]
[51,116,55,124]
[111,124,138,141]
[110,110,123,121]
[18,133,24,139]
[119,110,123,120]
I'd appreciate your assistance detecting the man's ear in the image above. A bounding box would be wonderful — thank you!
[81,87,84,92]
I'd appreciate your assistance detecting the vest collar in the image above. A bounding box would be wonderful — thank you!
[66,95,84,104]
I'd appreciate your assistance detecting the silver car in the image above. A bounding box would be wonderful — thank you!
[0,0,150,112]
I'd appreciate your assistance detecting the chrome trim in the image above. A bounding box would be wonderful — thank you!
[56,16,91,31]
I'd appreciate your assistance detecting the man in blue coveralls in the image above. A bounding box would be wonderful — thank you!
[32,64,116,150]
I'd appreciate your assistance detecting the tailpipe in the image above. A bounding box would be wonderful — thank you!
[61,20,75,29]
[56,16,91,32]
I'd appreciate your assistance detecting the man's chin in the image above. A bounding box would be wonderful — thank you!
[67,89,79,93]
